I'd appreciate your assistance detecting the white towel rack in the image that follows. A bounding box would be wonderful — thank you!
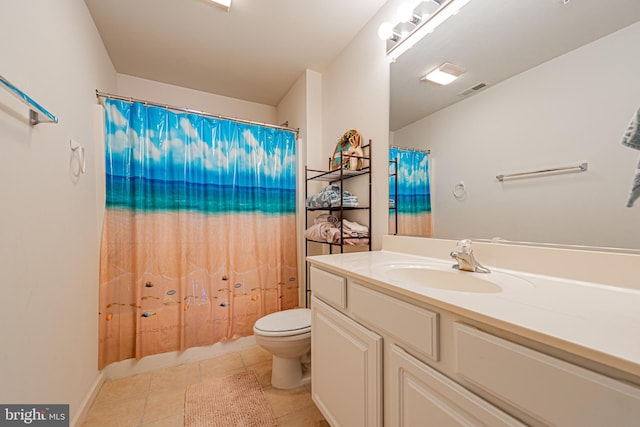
[0,74,58,125]
[496,162,588,182]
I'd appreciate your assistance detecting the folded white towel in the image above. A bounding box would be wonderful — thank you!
[342,219,369,237]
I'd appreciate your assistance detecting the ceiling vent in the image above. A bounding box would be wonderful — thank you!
[458,82,490,97]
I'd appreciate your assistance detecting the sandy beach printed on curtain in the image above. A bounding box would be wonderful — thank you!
[98,99,299,368]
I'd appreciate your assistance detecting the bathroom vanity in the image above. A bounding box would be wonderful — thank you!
[307,236,640,427]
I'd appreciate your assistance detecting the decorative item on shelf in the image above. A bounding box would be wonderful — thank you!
[331,129,365,170]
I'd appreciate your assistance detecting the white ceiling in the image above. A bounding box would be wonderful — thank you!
[390,0,640,130]
[85,0,640,130]
[84,0,388,106]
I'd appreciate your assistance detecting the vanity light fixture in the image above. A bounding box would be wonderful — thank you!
[421,62,466,85]
[209,0,231,11]
[381,0,473,62]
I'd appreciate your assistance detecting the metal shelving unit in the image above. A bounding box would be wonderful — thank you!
[304,141,372,307]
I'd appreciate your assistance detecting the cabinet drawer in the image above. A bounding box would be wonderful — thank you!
[310,266,347,309]
[390,344,524,427]
[454,323,640,427]
[351,282,438,361]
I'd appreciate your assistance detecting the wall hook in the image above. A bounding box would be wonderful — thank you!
[70,139,86,174]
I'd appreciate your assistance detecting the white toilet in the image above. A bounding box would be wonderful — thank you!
[253,308,312,389]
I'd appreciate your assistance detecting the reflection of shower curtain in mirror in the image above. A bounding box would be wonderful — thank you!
[389,147,432,236]
[98,99,298,368]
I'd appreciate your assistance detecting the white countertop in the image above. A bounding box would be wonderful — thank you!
[307,250,640,378]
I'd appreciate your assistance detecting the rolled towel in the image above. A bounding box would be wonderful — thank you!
[304,222,335,242]
[314,214,339,226]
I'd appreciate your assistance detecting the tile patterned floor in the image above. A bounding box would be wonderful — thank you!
[83,346,329,427]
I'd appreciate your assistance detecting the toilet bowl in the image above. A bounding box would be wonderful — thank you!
[253,308,311,389]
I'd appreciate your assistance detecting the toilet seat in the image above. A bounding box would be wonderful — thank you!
[253,308,311,337]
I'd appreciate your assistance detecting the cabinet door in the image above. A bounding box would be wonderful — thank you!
[311,296,382,427]
[389,345,524,427]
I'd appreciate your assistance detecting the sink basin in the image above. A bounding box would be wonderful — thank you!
[373,262,533,293]
[384,266,501,293]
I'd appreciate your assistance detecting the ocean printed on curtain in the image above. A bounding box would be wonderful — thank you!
[389,147,432,236]
[99,99,298,368]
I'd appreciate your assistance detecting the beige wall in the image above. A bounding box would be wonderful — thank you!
[320,0,403,251]
[0,0,117,424]
[116,74,278,124]
[277,69,323,306]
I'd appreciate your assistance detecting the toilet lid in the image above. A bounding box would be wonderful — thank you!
[254,308,311,337]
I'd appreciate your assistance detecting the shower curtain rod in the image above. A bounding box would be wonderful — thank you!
[390,145,431,154]
[95,90,299,135]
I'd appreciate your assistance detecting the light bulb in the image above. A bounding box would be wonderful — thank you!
[378,22,394,40]
[397,2,415,22]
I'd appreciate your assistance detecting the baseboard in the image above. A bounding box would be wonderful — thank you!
[71,371,105,427]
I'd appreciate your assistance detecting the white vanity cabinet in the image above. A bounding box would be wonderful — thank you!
[309,263,640,427]
[310,266,519,427]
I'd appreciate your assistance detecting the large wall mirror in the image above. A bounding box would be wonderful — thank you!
[389,0,640,250]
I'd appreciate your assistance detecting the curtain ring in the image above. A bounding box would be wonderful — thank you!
[453,182,466,200]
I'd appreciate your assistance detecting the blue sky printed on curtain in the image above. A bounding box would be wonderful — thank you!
[389,147,431,214]
[104,99,296,215]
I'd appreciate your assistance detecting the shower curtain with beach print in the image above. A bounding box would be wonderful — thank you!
[98,99,299,368]
[389,147,432,236]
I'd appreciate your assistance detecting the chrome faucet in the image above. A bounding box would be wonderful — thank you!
[450,239,490,273]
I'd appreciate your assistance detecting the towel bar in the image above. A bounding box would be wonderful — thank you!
[496,162,588,182]
[0,74,58,125]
